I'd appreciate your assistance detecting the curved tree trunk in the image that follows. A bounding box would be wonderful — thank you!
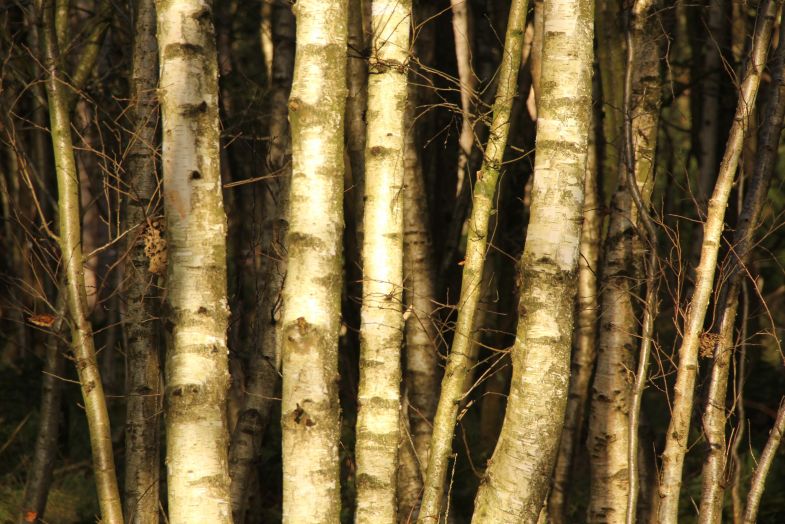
[39,0,123,521]
[417,1,529,520]
[156,1,232,521]
[657,1,783,521]
[743,398,785,523]
[471,0,593,520]
[280,1,348,522]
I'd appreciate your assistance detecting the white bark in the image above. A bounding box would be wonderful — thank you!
[280,1,348,522]
[156,1,231,522]
[417,0,529,519]
[355,0,410,521]
[472,0,593,520]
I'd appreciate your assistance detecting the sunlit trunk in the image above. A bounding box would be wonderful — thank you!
[472,0,593,520]
[156,1,232,521]
[279,1,348,521]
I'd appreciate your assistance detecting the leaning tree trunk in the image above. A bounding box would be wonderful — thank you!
[471,0,593,520]
[279,1,348,522]
[743,399,785,523]
[698,17,785,523]
[354,0,410,521]
[657,1,783,521]
[587,1,662,522]
[123,0,161,521]
[39,1,123,521]
[155,1,232,522]
[417,1,529,520]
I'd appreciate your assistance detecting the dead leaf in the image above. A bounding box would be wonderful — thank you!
[28,314,56,328]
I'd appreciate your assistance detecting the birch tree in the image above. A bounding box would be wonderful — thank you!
[472,0,593,519]
[279,1,348,522]
[549,117,599,524]
[156,1,231,522]
[398,58,440,521]
[698,17,785,524]
[588,1,662,521]
[417,1,529,519]
[38,0,123,521]
[17,0,112,509]
[657,1,783,520]
[354,0,410,521]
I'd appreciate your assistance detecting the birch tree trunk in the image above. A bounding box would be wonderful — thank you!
[588,2,661,521]
[698,18,785,522]
[280,1,347,522]
[39,1,123,521]
[450,0,475,197]
[657,1,783,520]
[472,0,593,520]
[743,399,785,523]
[548,112,600,524]
[354,0,410,521]
[156,1,232,522]
[123,0,161,521]
[398,65,440,522]
[417,1,529,520]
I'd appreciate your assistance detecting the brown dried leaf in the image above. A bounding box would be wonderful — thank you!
[28,314,56,327]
